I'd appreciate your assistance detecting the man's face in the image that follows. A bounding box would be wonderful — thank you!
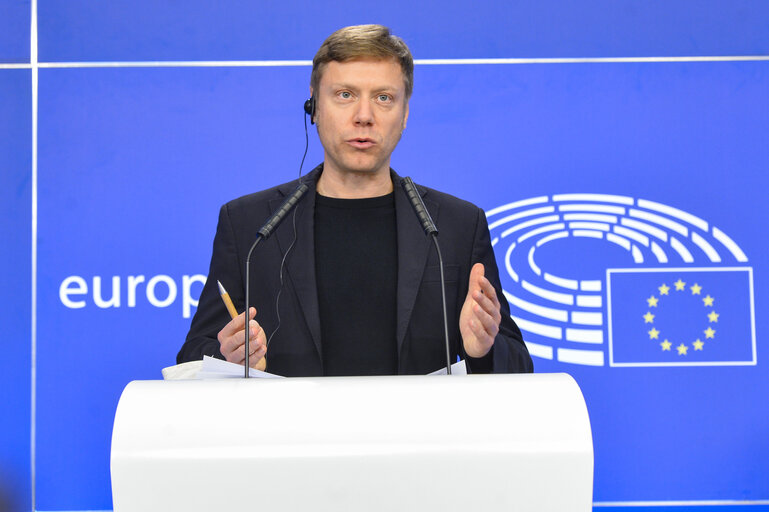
[314,58,409,177]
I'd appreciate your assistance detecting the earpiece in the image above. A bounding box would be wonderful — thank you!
[303,96,316,124]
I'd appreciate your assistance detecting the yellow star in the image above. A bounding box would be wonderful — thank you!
[703,295,715,307]
[649,327,660,340]
[677,343,688,355]
[660,339,672,351]
[693,339,704,351]
[690,283,702,295]
[704,327,716,339]
[643,312,655,323]
[674,279,686,291]
[708,311,719,323]
[647,295,659,308]
[658,283,670,296]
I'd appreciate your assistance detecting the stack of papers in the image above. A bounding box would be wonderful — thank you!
[162,357,467,380]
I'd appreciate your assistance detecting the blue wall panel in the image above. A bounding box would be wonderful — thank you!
[0,0,29,62]
[2,1,767,509]
[403,61,769,220]
[33,59,769,508]
[35,66,319,509]
[0,69,32,511]
[404,61,769,501]
[38,0,769,62]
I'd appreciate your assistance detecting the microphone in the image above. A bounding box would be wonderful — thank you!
[243,182,310,377]
[402,177,437,235]
[400,177,453,375]
[257,183,310,238]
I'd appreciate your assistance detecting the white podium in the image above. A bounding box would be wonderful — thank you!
[111,373,593,511]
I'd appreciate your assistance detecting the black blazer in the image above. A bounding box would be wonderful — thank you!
[178,166,532,376]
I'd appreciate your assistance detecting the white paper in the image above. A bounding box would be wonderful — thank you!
[200,356,285,379]
[162,356,465,380]
[428,359,468,375]
[161,360,203,380]
[161,357,283,380]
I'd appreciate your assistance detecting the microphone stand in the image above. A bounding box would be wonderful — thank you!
[401,177,453,375]
[243,182,309,378]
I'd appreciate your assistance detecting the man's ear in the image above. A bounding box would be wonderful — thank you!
[402,102,409,130]
[307,87,317,124]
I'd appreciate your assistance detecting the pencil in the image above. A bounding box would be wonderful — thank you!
[217,280,239,319]
[217,280,267,371]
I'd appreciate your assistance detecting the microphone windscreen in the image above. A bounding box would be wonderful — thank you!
[401,177,438,235]
[257,183,310,239]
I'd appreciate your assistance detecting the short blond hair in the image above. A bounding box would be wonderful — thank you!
[311,24,414,100]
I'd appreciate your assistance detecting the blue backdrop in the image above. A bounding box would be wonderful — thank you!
[2,0,768,510]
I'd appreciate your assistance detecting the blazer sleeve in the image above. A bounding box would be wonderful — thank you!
[176,203,244,363]
[466,207,534,374]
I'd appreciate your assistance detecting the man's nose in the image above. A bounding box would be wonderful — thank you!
[353,99,374,125]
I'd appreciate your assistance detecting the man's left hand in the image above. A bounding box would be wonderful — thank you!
[460,263,502,358]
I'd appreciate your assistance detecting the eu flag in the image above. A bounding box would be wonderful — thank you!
[607,267,755,367]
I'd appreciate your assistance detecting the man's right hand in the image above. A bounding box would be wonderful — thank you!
[217,307,267,370]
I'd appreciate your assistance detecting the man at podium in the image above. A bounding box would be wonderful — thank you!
[177,24,532,377]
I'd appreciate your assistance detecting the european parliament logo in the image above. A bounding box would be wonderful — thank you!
[487,194,757,367]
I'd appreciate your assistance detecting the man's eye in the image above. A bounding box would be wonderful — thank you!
[378,94,391,102]
[339,91,352,99]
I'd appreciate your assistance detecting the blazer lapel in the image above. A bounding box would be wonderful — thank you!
[271,169,323,360]
[393,172,439,356]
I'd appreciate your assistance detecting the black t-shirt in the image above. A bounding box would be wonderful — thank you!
[314,192,398,376]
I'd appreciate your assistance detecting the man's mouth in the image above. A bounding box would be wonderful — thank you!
[347,137,376,149]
